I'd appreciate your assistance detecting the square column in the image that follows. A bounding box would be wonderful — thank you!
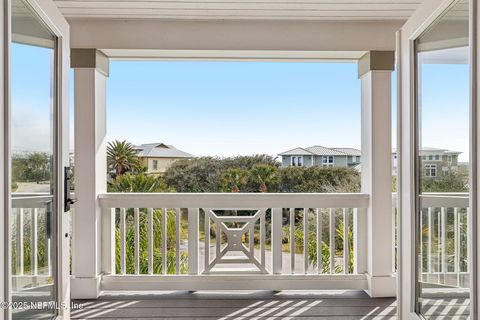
[70,49,109,299]
[358,51,396,297]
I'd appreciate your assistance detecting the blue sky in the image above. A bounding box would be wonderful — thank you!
[106,61,363,157]
[11,42,470,162]
[419,62,470,162]
[11,43,54,154]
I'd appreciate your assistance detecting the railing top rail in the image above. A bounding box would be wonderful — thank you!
[392,192,469,208]
[98,192,370,209]
[419,194,469,208]
[12,195,53,208]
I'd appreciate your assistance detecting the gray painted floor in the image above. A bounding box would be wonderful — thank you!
[71,290,397,320]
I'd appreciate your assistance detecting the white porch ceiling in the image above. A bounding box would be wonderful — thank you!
[53,0,426,20]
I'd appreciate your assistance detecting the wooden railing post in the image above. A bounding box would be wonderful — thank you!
[353,208,367,275]
[101,207,116,275]
[188,208,199,275]
[272,208,283,274]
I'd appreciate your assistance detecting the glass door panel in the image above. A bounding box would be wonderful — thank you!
[10,0,57,318]
[415,0,470,318]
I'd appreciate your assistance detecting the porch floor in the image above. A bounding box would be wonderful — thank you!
[71,290,397,319]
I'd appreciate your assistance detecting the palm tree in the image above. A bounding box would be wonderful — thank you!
[250,164,279,193]
[107,140,142,177]
[220,168,248,192]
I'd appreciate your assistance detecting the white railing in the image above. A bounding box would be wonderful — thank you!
[419,193,469,288]
[98,193,370,291]
[11,194,53,290]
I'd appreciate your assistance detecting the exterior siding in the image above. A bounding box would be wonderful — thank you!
[334,156,348,167]
[282,155,356,168]
[140,157,187,174]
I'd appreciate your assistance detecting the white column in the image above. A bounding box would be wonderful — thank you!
[70,49,109,299]
[359,51,395,297]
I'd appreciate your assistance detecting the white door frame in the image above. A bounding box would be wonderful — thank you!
[398,0,478,319]
[1,0,70,319]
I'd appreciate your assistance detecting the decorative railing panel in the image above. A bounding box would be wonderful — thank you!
[98,193,370,290]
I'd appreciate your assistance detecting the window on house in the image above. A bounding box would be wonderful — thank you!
[291,156,303,167]
[322,156,334,167]
[435,155,440,160]
[152,160,158,170]
[425,164,437,177]
[428,155,433,160]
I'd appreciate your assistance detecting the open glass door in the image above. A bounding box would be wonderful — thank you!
[9,0,58,318]
[414,0,471,318]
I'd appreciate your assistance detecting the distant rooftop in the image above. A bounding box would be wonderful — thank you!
[134,143,194,158]
[392,147,462,155]
[279,146,361,157]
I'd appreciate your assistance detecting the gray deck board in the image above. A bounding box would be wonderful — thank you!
[72,290,397,320]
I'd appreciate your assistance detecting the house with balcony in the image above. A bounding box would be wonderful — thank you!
[134,143,193,174]
[279,146,361,168]
[1,0,478,320]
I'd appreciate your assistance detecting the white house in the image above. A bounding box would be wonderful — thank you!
[135,143,193,174]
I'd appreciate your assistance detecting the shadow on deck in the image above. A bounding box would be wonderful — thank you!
[72,290,397,319]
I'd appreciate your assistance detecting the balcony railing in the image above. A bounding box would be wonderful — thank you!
[418,193,469,288]
[11,192,469,292]
[97,193,370,291]
[11,194,53,290]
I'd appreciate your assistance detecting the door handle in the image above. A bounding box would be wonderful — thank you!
[64,167,77,212]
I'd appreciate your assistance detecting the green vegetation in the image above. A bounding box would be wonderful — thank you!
[165,156,361,193]
[107,140,143,178]
[12,152,51,185]
[115,208,188,274]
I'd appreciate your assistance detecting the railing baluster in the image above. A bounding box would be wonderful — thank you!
[419,208,423,275]
[303,208,308,274]
[134,208,140,274]
[466,208,470,274]
[316,208,322,274]
[441,207,446,274]
[120,208,126,274]
[454,207,459,287]
[204,209,210,273]
[427,207,432,275]
[17,208,24,276]
[437,208,441,274]
[329,208,335,274]
[249,218,254,253]
[32,208,38,276]
[290,207,295,274]
[271,208,282,274]
[343,208,349,274]
[260,209,265,268]
[162,208,167,274]
[148,208,153,275]
[188,208,199,275]
[176,208,181,275]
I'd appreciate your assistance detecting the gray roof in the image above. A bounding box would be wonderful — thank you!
[392,147,462,155]
[331,148,362,156]
[135,143,193,158]
[279,146,361,157]
[278,147,314,156]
